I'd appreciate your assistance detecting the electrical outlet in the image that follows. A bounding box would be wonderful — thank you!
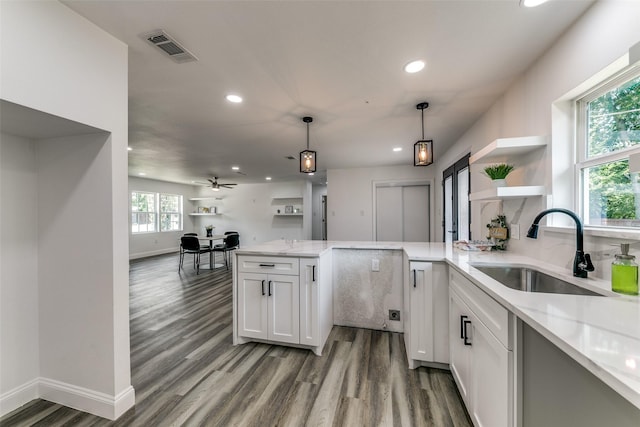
[511,223,520,240]
[372,258,380,272]
[389,309,400,321]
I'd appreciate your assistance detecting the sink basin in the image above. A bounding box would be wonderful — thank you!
[471,264,605,296]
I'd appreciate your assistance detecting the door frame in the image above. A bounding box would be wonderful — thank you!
[442,153,471,242]
[371,178,435,242]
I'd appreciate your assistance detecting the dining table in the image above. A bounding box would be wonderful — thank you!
[196,234,225,269]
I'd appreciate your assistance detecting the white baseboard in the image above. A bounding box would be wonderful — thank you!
[1,378,135,420]
[39,378,135,420]
[129,247,177,260]
[0,379,38,418]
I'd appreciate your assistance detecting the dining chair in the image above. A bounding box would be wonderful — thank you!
[212,232,240,270]
[180,235,212,274]
[179,233,199,267]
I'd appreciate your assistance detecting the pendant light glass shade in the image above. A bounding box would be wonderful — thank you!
[414,140,433,166]
[300,116,316,173]
[300,149,316,173]
[414,102,433,167]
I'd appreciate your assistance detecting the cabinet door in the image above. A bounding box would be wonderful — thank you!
[268,274,300,344]
[409,262,434,361]
[299,258,319,346]
[470,316,512,427]
[238,272,268,340]
[449,289,472,406]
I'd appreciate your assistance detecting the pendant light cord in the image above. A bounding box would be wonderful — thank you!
[421,109,425,140]
[307,122,310,150]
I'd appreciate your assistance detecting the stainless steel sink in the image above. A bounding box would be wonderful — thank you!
[471,264,605,296]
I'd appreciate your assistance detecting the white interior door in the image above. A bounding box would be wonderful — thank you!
[376,184,430,242]
[376,186,403,241]
[403,185,429,242]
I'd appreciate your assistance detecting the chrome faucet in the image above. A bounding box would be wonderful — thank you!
[526,208,594,278]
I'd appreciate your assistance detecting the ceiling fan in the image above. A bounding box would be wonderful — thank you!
[195,177,238,191]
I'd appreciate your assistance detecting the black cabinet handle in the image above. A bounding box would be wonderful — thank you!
[259,263,275,267]
[413,269,417,288]
[261,280,265,296]
[463,319,472,346]
[460,315,468,339]
[268,280,272,296]
[312,265,316,282]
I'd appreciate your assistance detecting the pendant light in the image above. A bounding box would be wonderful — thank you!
[414,102,433,167]
[300,116,316,173]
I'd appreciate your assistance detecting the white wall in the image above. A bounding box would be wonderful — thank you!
[0,133,40,411]
[435,1,640,277]
[327,165,434,241]
[0,0,131,419]
[192,180,312,246]
[127,178,315,259]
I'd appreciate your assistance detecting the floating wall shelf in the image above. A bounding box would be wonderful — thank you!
[470,136,548,164]
[189,197,224,201]
[188,213,221,216]
[469,185,546,201]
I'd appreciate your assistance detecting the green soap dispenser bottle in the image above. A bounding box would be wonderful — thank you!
[612,243,639,295]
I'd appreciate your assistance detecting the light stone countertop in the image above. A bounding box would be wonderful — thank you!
[235,240,640,410]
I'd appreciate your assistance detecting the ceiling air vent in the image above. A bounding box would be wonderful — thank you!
[141,29,198,64]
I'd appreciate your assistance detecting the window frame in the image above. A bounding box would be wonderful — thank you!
[575,65,640,230]
[131,191,184,234]
[159,193,183,232]
[131,191,158,234]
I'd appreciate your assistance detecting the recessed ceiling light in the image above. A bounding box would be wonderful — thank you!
[127,147,133,151]
[231,166,240,171]
[226,94,243,103]
[393,147,403,152]
[138,172,146,176]
[266,177,272,181]
[520,0,549,7]
[404,60,425,73]
[308,172,315,176]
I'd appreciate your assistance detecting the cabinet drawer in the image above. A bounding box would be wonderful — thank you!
[237,256,299,275]
[450,269,511,349]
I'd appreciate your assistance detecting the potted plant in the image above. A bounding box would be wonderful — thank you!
[484,163,514,187]
[205,225,214,237]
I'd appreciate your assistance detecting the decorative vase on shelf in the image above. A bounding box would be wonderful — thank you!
[492,179,507,188]
[205,226,214,237]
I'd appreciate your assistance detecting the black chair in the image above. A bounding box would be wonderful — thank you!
[179,236,212,274]
[179,233,199,266]
[212,232,240,270]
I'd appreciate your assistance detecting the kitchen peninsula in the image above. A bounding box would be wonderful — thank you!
[233,240,640,427]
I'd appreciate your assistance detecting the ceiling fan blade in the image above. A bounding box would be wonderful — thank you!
[193,181,210,185]
[220,184,235,189]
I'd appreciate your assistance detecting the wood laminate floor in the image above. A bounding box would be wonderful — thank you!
[1,252,471,427]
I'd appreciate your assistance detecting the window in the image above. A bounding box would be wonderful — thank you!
[576,69,640,229]
[131,191,156,233]
[131,191,184,233]
[160,193,183,231]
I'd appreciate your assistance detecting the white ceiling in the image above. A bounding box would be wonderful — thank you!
[62,0,594,186]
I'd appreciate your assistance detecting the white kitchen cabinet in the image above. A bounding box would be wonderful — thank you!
[449,269,514,427]
[299,256,333,354]
[449,290,472,404]
[404,260,449,369]
[235,254,332,355]
[237,271,299,344]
